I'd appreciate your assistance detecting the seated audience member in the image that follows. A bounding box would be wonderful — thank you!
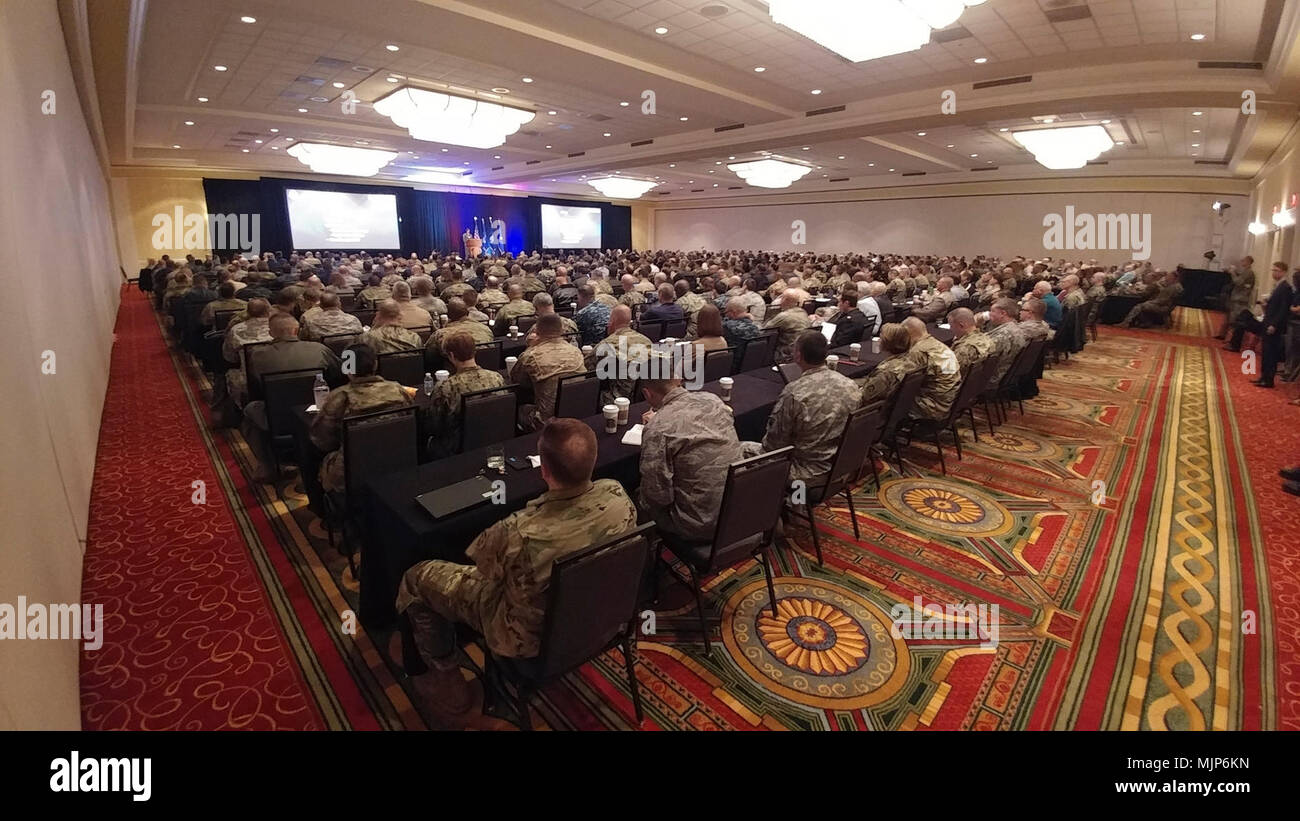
[357,273,391,309]
[575,284,613,346]
[588,304,653,405]
[410,276,448,318]
[948,307,994,376]
[426,331,508,457]
[298,287,322,320]
[618,274,645,307]
[300,292,363,340]
[199,281,246,328]
[860,282,889,337]
[492,283,537,336]
[641,283,685,323]
[1017,298,1054,342]
[391,281,434,329]
[243,313,342,481]
[308,341,412,495]
[859,323,918,408]
[985,297,1029,384]
[742,331,860,489]
[721,297,761,347]
[1057,274,1087,311]
[180,273,218,315]
[360,300,422,354]
[902,317,960,420]
[690,304,730,353]
[737,277,767,319]
[427,298,493,369]
[911,276,957,322]
[222,298,274,406]
[514,314,586,430]
[1086,271,1108,303]
[1032,281,1064,328]
[1121,270,1184,329]
[829,289,870,348]
[395,419,638,712]
[526,292,579,343]
[675,280,707,337]
[638,376,744,542]
[763,291,812,364]
[162,271,192,312]
[1227,261,1292,387]
[461,288,490,322]
[478,276,510,311]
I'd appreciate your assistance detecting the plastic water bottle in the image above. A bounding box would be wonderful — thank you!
[312,373,329,409]
[423,372,434,396]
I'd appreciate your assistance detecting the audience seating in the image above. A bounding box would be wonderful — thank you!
[459,384,520,452]
[261,368,321,476]
[554,371,601,419]
[377,349,426,388]
[321,332,360,358]
[877,369,928,474]
[474,339,504,371]
[702,348,735,383]
[901,357,1000,475]
[735,330,777,373]
[801,406,884,564]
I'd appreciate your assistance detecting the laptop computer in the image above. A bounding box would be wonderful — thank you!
[777,362,803,384]
[415,475,497,519]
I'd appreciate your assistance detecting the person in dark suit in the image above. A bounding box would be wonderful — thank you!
[1227,261,1292,387]
[641,283,685,323]
[828,290,868,348]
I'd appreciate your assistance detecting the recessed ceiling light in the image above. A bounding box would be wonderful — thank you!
[270,146,279,150]
[1100,119,1111,124]
[242,148,250,153]
[522,77,533,83]
[213,65,227,71]
[464,161,470,165]
[998,128,1008,132]
[619,101,629,107]
[709,170,715,173]
[355,140,368,145]
[888,168,895,172]
[810,89,822,95]
[387,77,399,83]
[1043,117,1055,124]
[197,97,208,102]
[254,139,263,143]
[679,116,688,121]
[297,107,308,112]
[332,82,345,88]
[1191,33,1205,40]
[172,144,180,149]
[715,161,722,165]
[441,148,449,152]
[547,110,557,115]
[284,137,293,141]
[753,66,765,72]
[493,154,501,159]
[309,96,328,102]
[970,153,978,158]
[1192,143,1200,147]
[947,144,955,148]
[668,163,676,167]
[917,131,926,136]
[987,160,993,164]
[385,44,399,51]
[868,162,875,166]
[269,128,279,132]
[1116,140,1126,145]
[654,26,669,34]
[1193,111,1203,116]
[184,120,194,126]
[1193,129,1201,133]
[240,16,256,23]
[545,145,552,148]
[603,132,611,137]
[974,57,988,64]
[802,146,810,150]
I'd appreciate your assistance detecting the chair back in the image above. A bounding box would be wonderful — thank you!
[459,385,519,452]
[554,371,601,419]
[200,331,228,374]
[736,330,776,372]
[882,368,926,437]
[824,406,884,497]
[342,406,418,498]
[377,349,426,387]
[664,318,687,339]
[639,319,668,343]
[474,339,504,371]
[702,347,735,383]
[561,331,583,348]
[946,358,998,422]
[533,523,655,680]
[321,332,359,358]
[338,292,357,311]
[517,315,538,336]
[409,325,435,345]
[243,340,276,401]
[214,309,240,331]
[1009,338,1047,383]
[352,308,375,328]
[707,447,795,568]
[261,369,321,441]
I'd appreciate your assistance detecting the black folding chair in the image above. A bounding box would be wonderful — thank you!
[516,315,538,336]
[554,371,601,419]
[475,339,504,371]
[735,331,776,372]
[664,318,687,339]
[352,308,375,328]
[638,319,668,343]
[261,368,321,476]
[876,368,927,475]
[802,406,884,564]
[242,340,276,402]
[409,325,435,345]
[377,349,426,387]
[1000,338,1048,417]
[214,309,240,332]
[702,347,735,383]
[901,358,999,475]
[561,331,583,348]
[459,384,520,452]
[658,447,794,655]
[478,523,655,730]
[321,332,360,358]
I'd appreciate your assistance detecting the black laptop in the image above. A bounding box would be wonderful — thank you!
[415,475,497,519]
[777,363,803,384]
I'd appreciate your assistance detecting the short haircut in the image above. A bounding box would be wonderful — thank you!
[533,291,554,309]
[535,312,563,337]
[901,316,926,339]
[879,323,912,354]
[696,304,723,337]
[839,289,858,307]
[795,330,828,365]
[539,418,597,488]
[992,297,1019,316]
[657,283,675,303]
[1022,298,1047,319]
[246,298,270,318]
[346,342,378,376]
[391,281,411,300]
[376,299,402,320]
[674,279,690,298]
[218,282,236,299]
[320,292,340,310]
[578,284,595,299]
[446,297,468,321]
[442,330,476,363]
[269,312,299,339]
[948,307,975,327]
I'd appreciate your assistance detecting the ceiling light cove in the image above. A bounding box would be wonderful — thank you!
[286,142,398,176]
[767,0,985,62]
[373,87,535,149]
[1013,125,1115,170]
[588,177,657,199]
[728,158,813,189]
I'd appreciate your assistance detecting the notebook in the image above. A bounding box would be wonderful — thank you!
[416,475,497,519]
[621,424,644,447]
[820,322,837,343]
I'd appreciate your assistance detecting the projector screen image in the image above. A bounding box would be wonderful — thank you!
[540,204,602,248]
[285,188,401,249]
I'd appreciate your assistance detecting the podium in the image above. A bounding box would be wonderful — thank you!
[465,236,483,259]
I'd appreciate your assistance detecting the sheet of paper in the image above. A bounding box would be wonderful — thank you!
[621,424,644,447]
[527,455,541,468]
[306,404,319,413]
[820,322,836,343]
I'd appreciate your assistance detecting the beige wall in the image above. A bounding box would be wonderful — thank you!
[111,173,210,272]
[0,0,123,729]
[652,179,1249,270]
[630,203,655,252]
[1244,123,1300,276]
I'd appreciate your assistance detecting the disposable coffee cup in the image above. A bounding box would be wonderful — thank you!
[509,324,519,337]
[871,337,881,354]
[603,404,619,434]
[435,369,450,382]
[826,354,840,370]
[719,376,734,402]
[582,345,594,355]
[614,397,630,425]
[505,356,518,374]
[850,343,862,361]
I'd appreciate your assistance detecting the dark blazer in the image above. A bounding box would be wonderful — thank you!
[829,309,869,347]
[1263,280,1293,331]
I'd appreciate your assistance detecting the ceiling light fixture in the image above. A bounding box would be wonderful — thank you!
[767,0,985,62]
[197,97,208,102]
[679,116,688,121]
[810,89,822,95]
[213,65,227,71]
[269,128,278,132]
[1013,124,1114,169]
[917,131,926,136]
[1193,110,1203,116]
[172,144,180,149]
[974,57,988,64]
[297,108,308,112]
[286,142,397,176]
[332,82,345,88]
[1191,33,1205,40]
[603,132,612,137]
[588,177,658,198]
[728,158,813,188]
[385,44,399,51]
[373,86,535,148]
[1248,221,1270,235]
[240,16,256,23]
[620,101,629,107]
[1273,209,1296,228]
[184,120,194,126]
[754,66,766,72]
[654,26,669,34]
[521,77,533,83]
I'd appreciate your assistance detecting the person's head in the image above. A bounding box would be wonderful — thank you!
[368,273,383,286]
[725,297,748,319]
[486,275,500,291]
[301,287,321,306]
[391,281,412,301]
[344,342,379,378]
[621,274,637,290]
[1032,281,1052,298]
[641,376,683,409]
[870,281,888,297]
[695,304,723,338]
[269,312,299,341]
[411,276,434,296]
[217,282,236,299]
[674,279,690,299]
[445,297,468,322]
[778,290,801,311]
[901,316,927,342]
[879,323,912,355]
[793,330,828,369]
[608,304,632,333]
[947,307,976,335]
[534,312,563,339]
[375,299,402,326]
[319,292,341,311]
[532,292,555,314]
[937,275,953,292]
[246,298,270,319]
[1020,298,1047,322]
[462,289,480,309]
[577,283,595,307]
[1091,271,1106,287]
[657,283,675,304]
[989,297,1019,325]
[1241,255,1255,269]
[506,282,524,301]
[1273,261,1288,280]
[838,289,858,312]
[442,331,477,368]
[538,418,597,491]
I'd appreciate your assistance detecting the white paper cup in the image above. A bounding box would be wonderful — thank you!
[849,343,862,360]
[826,354,840,370]
[509,324,519,337]
[582,345,594,355]
[871,337,881,354]
[603,404,619,433]
[505,356,518,374]
[719,376,734,402]
[435,369,450,382]
[614,397,630,425]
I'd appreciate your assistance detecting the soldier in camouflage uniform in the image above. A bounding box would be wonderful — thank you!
[903,317,960,421]
[199,282,247,328]
[222,298,274,406]
[590,272,614,295]
[356,274,392,309]
[514,314,587,430]
[948,307,995,376]
[743,330,861,488]
[396,419,638,704]
[410,276,448,318]
[1017,298,1055,342]
[427,298,495,365]
[491,283,537,335]
[762,292,812,364]
[427,330,508,457]
[618,275,645,307]
[675,281,706,338]
[859,323,917,409]
[588,304,653,406]
[359,300,422,354]
[1058,274,1088,311]
[575,285,614,346]
[309,342,413,494]
[527,293,578,341]
[478,276,509,311]
[638,377,743,542]
[985,298,1029,384]
[300,293,363,340]
[886,272,909,302]
[722,298,762,348]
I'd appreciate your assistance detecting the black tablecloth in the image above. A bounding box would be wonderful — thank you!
[1099,294,1142,325]
[1177,268,1229,309]
[358,373,784,626]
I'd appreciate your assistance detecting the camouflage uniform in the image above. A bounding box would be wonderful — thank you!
[907,334,961,420]
[222,317,272,404]
[430,317,494,354]
[639,387,743,542]
[397,479,638,659]
[1018,319,1053,343]
[199,297,247,327]
[887,278,909,301]
[763,307,812,364]
[440,281,474,301]
[749,366,860,486]
[357,285,392,309]
[427,366,507,457]
[514,339,586,430]
[859,355,916,408]
[301,309,362,341]
[826,273,851,292]
[676,291,706,338]
[619,290,645,308]
[575,302,613,346]
[359,325,422,354]
[591,278,613,296]
[986,320,1028,384]
[594,293,620,308]
[494,298,536,328]
[952,330,995,375]
[413,295,448,317]
[1061,288,1088,312]
[396,302,434,329]
[309,375,413,493]
[588,326,653,406]
[1085,284,1107,302]
[478,287,509,310]
[722,315,761,348]
[737,291,766,319]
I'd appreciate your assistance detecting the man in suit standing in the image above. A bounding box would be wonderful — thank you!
[1227,261,1292,388]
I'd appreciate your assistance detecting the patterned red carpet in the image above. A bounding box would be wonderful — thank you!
[80,292,1299,730]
